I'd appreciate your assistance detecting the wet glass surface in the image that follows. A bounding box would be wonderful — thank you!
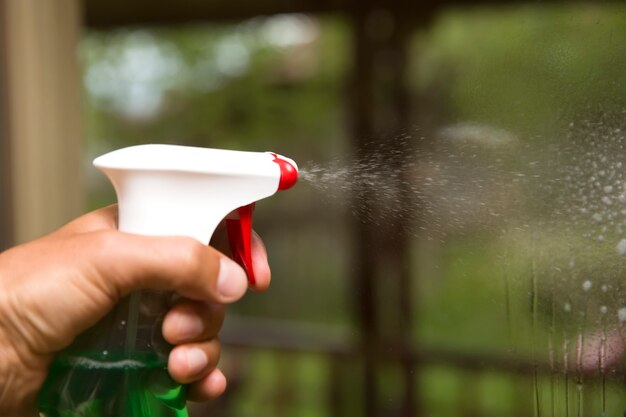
[82,5,626,416]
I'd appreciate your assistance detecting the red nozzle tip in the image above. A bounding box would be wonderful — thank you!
[272,154,298,191]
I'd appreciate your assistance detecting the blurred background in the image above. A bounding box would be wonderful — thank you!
[2,0,626,416]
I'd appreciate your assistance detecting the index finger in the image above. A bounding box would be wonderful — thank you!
[249,230,271,293]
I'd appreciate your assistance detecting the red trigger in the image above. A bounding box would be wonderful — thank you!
[226,203,256,285]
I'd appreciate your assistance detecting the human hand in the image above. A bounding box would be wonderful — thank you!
[0,205,270,417]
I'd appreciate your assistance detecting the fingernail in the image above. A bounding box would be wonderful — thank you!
[176,314,204,340]
[186,347,208,373]
[217,258,248,301]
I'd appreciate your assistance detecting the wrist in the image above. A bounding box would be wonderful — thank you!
[0,331,47,417]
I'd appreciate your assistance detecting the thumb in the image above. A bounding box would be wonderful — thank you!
[85,231,249,304]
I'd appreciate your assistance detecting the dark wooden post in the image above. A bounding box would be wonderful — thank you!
[349,3,422,417]
[350,4,380,416]
[386,7,418,417]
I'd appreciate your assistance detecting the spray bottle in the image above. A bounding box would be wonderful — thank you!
[38,144,298,417]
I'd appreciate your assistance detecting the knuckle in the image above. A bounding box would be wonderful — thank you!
[173,238,209,277]
[207,304,226,333]
[77,231,124,300]
[209,339,221,365]
[90,230,120,253]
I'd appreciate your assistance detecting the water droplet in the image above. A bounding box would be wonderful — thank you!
[618,307,626,322]
[602,196,612,205]
[601,284,609,292]
[582,280,592,291]
[617,239,626,255]
[103,350,109,356]
[592,213,603,222]
[604,185,613,193]
[564,303,572,312]
[600,306,608,314]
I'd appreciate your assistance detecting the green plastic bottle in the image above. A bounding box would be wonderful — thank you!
[38,291,187,417]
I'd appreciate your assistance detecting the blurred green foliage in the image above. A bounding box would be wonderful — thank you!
[82,16,348,158]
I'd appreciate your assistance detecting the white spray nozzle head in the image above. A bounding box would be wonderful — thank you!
[93,144,298,283]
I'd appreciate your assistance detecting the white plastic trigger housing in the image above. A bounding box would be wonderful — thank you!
[93,144,296,245]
